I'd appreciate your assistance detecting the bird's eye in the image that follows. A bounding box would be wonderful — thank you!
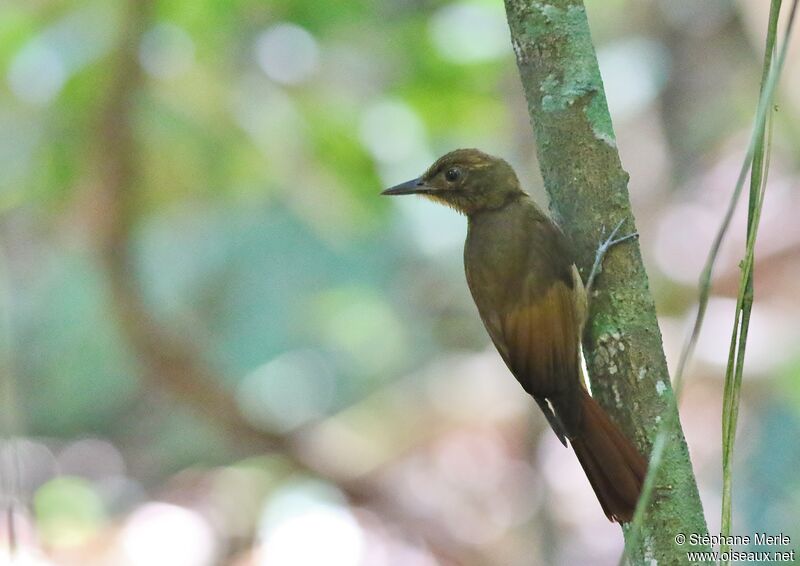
[445,167,462,182]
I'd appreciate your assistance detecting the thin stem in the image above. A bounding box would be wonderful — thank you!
[672,0,796,398]
[720,13,780,554]
[623,0,795,562]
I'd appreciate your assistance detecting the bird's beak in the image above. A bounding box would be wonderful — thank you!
[381,177,428,196]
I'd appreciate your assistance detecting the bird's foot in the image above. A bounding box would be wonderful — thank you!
[585,219,638,295]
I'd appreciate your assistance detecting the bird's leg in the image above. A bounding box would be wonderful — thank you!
[584,219,638,298]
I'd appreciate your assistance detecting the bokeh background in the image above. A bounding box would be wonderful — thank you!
[1,0,799,564]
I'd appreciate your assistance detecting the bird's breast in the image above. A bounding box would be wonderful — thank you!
[464,210,529,312]
[464,201,578,317]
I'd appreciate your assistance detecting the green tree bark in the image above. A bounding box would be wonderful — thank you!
[503,0,709,563]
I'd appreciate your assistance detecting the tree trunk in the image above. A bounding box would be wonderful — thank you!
[503,0,709,562]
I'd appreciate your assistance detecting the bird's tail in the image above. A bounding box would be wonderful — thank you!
[570,390,647,522]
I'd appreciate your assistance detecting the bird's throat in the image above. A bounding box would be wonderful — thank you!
[421,192,468,215]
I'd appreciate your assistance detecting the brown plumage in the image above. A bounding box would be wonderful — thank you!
[383,148,647,522]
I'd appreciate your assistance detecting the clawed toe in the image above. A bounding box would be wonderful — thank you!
[585,219,638,297]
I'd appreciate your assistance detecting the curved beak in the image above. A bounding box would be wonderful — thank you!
[381,177,428,196]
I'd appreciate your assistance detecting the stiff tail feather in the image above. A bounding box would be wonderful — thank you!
[570,390,647,522]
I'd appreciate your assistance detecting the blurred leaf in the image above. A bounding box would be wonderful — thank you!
[21,253,140,435]
[34,476,106,546]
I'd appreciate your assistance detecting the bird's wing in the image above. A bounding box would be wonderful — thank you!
[480,264,586,439]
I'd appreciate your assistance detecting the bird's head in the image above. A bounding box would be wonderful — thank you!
[381,149,526,215]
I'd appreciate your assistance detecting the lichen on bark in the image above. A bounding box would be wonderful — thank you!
[524,3,616,145]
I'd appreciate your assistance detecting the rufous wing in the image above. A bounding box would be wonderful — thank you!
[479,267,586,438]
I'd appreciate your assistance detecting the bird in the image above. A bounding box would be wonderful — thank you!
[382,148,647,522]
